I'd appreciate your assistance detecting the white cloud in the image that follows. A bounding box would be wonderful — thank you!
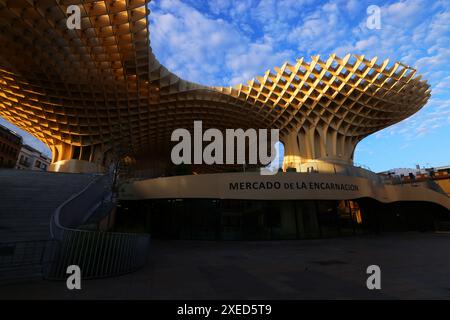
[377,98,450,140]
[382,0,425,27]
[287,1,350,55]
[150,0,246,85]
[346,0,361,14]
[225,36,294,85]
[150,0,450,140]
[207,0,231,15]
[150,0,298,86]
[434,76,450,94]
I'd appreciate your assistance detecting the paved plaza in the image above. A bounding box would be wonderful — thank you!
[1,233,450,299]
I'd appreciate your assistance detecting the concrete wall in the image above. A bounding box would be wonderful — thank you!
[120,172,450,210]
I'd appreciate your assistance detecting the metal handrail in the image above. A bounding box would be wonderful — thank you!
[46,172,150,280]
[50,174,110,239]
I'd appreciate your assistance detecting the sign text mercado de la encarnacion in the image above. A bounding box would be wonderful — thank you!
[229,180,359,192]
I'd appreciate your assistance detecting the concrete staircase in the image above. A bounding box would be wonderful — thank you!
[0,169,96,284]
[0,169,96,242]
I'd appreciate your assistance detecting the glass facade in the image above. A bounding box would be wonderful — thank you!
[115,199,365,240]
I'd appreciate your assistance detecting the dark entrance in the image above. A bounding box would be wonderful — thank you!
[115,199,369,240]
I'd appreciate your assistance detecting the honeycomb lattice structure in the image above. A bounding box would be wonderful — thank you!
[0,0,431,172]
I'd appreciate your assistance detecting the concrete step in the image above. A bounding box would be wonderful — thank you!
[0,169,97,243]
[0,169,104,284]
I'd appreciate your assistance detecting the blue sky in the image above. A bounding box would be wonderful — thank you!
[1,0,449,171]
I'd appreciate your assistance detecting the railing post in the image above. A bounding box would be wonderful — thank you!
[46,173,150,280]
